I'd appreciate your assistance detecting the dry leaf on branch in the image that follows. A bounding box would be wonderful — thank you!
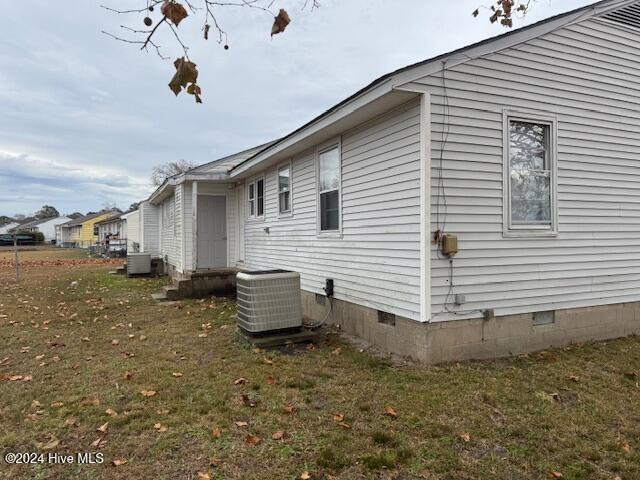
[161,1,188,26]
[168,57,202,104]
[271,9,291,36]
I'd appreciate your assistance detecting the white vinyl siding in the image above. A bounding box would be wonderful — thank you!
[160,194,178,269]
[415,15,640,320]
[140,201,160,257]
[243,100,421,320]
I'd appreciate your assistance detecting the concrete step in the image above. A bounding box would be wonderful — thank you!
[151,292,168,302]
[162,285,183,301]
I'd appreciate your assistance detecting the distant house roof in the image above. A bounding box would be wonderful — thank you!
[61,211,116,228]
[94,213,125,226]
[14,218,47,229]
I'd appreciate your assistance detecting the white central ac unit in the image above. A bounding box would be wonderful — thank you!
[127,252,151,275]
[236,270,302,333]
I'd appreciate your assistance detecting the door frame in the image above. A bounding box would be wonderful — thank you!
[196,192,229,269]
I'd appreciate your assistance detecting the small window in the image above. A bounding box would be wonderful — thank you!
[257,178,264,217]
[504,112,557,236]
[248,183,255,217]
[93,225,99,236]
[278,164,291,214]
[247,178,264,219]
[318,146,340,232]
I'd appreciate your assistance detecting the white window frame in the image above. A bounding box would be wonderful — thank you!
[277,160,293,217]
[246,175,265,221]
[503,109,558,238]
[316,138,342,237]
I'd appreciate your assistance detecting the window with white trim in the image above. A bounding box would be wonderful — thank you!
[318,145,340,232]
[504,113,557,236]
[278,163,291,214]
[247,177,264,219]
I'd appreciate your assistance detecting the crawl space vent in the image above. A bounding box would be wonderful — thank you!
[602,3,640,29]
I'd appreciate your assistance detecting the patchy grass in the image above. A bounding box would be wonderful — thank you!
[1,250,640,479]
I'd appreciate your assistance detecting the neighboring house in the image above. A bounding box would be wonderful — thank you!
[0,222,20,234]
[11,216,71,243]
[95,213,128,255]
[57,211,118,248]
[141,0,640,363]
[121,209,141,252]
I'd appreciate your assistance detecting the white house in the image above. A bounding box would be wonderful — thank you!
[121,209,141,252]
[0,222,20,234]
[11,216,71,243]
[140,0,640,362]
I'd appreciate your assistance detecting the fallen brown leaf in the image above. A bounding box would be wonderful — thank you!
[234,421,248,427]
[97,422,109,433]
[112,459,127,466]
[272,430,285,440]
[385,406,398,418]
[460,432,471,443]
[140,390,157,397]
[105,408,118,417]
[245,434,262,445]
[233,377,247,385]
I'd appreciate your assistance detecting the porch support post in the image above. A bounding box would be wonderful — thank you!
[192,181,198,271]
[419,92,432,322]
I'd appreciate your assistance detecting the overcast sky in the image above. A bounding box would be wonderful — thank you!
[0,0,594,217]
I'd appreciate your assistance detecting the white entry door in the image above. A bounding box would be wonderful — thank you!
[197,195,227,269]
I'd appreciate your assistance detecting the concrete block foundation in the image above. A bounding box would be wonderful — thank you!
[301,291,640,364]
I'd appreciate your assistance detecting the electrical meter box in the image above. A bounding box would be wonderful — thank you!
[441,234,458,257]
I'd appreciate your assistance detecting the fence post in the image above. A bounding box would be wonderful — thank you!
[13,233,20,282]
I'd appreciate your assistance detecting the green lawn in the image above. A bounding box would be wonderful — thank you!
[1,250,639,479]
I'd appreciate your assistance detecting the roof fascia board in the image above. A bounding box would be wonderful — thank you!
[393,0,634,89]
[229,79,395,178]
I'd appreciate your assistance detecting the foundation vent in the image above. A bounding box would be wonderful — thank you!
[378,311,396,327]
[602,2,640,29]
[533,311,555,326]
